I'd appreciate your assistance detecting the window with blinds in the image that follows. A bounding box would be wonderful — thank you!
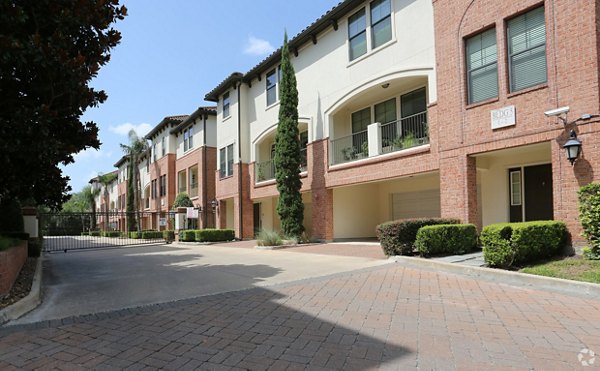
[466,28,498,104]
[508,7,547,92]
[348,9,367,61]
[371,0,392,49]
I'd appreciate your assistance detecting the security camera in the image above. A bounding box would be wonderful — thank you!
[544,106,570,117]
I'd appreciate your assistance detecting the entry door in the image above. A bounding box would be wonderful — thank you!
[253,203,261,235]
[509,164,553,222]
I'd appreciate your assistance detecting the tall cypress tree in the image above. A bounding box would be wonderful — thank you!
[274,32,304,237]
[126,162,137,231]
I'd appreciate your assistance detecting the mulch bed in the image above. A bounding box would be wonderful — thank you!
[0,257,37,310]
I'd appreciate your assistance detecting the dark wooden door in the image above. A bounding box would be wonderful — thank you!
[253,203,261,235]
[524,164,553,221]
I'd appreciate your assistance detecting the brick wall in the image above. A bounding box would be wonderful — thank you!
[433,0,600,239]
[0,241,27,295]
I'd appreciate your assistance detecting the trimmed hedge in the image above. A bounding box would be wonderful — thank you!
[103,231,121,238]
[180,230,196,242]
[128,231,140,239]
[141,231,163,239]
[81,231,89,236]
[163,230,175,242]
[195,229,235,242]
[89,230,101,237]
[481,221,568,269]
[578,183,600,259]
[415,224,478,257]
[0,231,30,240]
[376,218,461,256]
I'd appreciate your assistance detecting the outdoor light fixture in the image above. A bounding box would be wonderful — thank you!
[210,199,219,210]
[563,130,582,165]
[381,83,390,89]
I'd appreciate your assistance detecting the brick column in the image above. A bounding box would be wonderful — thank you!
[440,154,479,228]
[311,188,333,241]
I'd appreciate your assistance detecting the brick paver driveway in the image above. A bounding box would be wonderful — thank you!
[1,264,599,370]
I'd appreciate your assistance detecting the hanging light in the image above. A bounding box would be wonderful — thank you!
[563,130,582,165]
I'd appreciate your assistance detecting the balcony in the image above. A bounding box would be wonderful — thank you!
[330,130,369,165]
[380,111,428,154]
[255,149,308,183]
[330,111,428,165]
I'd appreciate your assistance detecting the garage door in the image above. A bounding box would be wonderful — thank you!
[391,189,440,220]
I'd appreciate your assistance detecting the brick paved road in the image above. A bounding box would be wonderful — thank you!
[1,264,599,370]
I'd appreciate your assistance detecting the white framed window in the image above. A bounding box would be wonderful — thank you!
[219,144,234,178]
[348,0,393,62]
[370,0,392,49]
[223,92,230,118]
[466,28,498,104]
[266,69,278,106]
[508,6,547,92]
[510,170,522,206]
[161,136,166,157]
[183,127,193,152]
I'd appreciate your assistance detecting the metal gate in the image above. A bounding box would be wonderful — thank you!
[40,211,171,252]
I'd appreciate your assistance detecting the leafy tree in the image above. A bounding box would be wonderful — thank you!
[0,1,127,209]
[61,190,88,212]
[173,193,194,209]
[97,172,117,230]
[274,33,304,238]
[81,185,100,230]
[120,130,148,231]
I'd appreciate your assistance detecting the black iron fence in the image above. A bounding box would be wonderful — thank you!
[40,211,170,252]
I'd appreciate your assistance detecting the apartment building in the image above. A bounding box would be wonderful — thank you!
[206,0,600,242]
[432,0,600,241]
[206,0,439,240]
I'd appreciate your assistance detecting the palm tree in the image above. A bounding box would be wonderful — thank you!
[120,129,148,231]
[97,172,117,230]
[81,185,100,230]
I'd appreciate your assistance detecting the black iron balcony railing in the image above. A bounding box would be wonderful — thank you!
[380,111,429,155]
[330,130,368,165]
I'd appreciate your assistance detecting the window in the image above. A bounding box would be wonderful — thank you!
[152,142,157,162]
[219,144,234,178]
[375,98,397,145]
[352,107,371,133]
[266,69,277,106]
[510,170,522,205]
[371,0,392,49]
[159,175,166,197]
[183,127,193,152]
[466,28,498,104]
[300,131,308,170]
[348,8,367,60]
[151,179,157,199]
[161,136,166,157]
[508,7,547,92]
[223,92,230,118]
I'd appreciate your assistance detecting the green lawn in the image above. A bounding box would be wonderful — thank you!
[520,256,600,284]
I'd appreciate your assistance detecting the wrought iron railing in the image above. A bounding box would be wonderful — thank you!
[189,182,198,198]
[300,148,307,172]
[256,159,275,182]
[330,130,369,165]
[380,111,428,155]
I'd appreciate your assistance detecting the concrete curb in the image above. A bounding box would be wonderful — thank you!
[0,255,43,325]
[391,255,600,299]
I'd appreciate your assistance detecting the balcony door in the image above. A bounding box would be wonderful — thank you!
[400,87,427,139]
[509,164,553,222]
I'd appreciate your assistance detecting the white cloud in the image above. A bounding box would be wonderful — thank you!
[109,122,152,137]
[74,148,114,162]
[243,35,275,56]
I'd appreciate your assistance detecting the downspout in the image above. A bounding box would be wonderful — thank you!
[202,110,208,227]
[237,80,244,239]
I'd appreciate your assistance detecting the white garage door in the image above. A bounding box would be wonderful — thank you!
[392,189,441,220]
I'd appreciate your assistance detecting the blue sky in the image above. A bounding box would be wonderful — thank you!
[65,0,341,193]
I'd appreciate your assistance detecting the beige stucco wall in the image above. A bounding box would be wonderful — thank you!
[477,142,552,226]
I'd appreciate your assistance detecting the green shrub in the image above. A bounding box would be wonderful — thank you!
[81,231,89,236]
[257,229,283,246]
[415,224,478,257]
[0,231,30,240]
[578,183,600,259]
[128,231,140,239]
[0,237,19,251]
[163,230,175,242]
[28,238,42,257]
[376,218,461,256]
[195,229,235,242]
[103,231,121,238]
[0,198,23,232]
[89,230,101,237]
[141,231,163,239]
[179,230,196,242]
[482,221,568,268]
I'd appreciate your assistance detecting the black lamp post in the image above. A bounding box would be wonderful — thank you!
[563,130,582,165]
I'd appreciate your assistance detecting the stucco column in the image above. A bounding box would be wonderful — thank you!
[21,206,38,238]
